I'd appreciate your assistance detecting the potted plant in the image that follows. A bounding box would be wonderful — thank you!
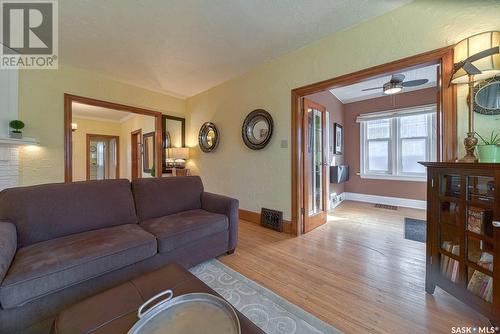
[475,131,500,163]
[9,120,25,139]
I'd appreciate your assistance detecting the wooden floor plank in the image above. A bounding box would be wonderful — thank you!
[219,200,488,333]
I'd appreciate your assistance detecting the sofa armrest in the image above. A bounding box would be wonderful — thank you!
[0,220,16,283]
[201,192,239,251]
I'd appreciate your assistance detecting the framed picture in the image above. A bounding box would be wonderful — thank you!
[334,123,343,155]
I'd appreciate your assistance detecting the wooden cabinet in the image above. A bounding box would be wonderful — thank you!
[423,162,500,322]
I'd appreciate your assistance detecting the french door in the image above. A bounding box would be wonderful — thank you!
[302,98,328,233]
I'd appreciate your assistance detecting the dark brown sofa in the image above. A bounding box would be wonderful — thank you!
[0,176,238,333]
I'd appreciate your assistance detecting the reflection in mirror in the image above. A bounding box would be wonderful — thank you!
[199,122,219,153]
[242,109,273,150]
[249,119,269,145]
[162,115,185,173]
[474,77,500,115]
[143,132,155,173]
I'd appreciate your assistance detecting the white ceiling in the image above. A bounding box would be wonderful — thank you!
[329,64,438,104]
[72,102,133,123]
[59,0,413,98]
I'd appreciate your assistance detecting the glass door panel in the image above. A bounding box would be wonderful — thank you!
[467,176,495,204]
[439,224,461,283]
[307,108,323,216]
[440,200,460,226]
[440,174,461,198]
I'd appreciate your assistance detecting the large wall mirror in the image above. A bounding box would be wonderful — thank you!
[474,76,500,115]
[143,132,155,173]
[162,115,185,173]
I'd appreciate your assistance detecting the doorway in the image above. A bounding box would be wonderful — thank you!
[130,129,142,180]
[303,98,328,232]
[291,46,457,236]
[86,134,119,180]
[64,94,163,182]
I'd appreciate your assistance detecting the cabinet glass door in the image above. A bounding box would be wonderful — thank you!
[465,175,495,303]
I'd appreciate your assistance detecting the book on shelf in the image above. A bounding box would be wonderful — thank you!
[441,241,460,282]
[467,269,493,302]
[467,206,493,235]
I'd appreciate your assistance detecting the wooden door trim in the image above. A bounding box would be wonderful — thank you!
[86,134,120,181]
[130,129,142,180]
[302,98,328,233]
[64,94,163,182]
[291,45,456,236]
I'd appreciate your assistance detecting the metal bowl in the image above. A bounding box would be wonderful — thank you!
[128,290,241,334]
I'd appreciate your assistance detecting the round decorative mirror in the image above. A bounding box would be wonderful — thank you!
[474,76,500,115]
[242,109,273,150]
[198,122,219,153]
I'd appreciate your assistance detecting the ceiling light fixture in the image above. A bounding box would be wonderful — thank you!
[383,81,402,95]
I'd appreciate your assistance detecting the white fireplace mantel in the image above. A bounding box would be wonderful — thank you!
[0,136,38,146]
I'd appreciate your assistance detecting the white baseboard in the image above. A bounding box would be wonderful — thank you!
[343,192,426,210]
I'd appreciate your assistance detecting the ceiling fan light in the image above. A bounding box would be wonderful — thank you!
[383,82,402,95]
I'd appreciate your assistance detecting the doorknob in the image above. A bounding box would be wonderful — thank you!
[493,221,500,228]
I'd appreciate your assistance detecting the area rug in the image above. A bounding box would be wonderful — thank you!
[404,217,426,243]
[190,259,341,334]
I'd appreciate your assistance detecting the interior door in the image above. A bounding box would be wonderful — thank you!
[131,129,142,180]
[303,98,328,233]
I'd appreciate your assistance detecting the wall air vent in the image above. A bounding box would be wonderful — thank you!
[260,208,283,232]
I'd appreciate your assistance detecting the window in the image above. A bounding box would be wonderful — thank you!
[359,105,437,181]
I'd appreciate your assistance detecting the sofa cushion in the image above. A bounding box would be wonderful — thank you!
[132,176,204,221]
[0,179,138,247]
[140,209,228,253]
[0,224,157,309]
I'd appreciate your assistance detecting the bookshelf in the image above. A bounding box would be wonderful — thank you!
[422,162,500,321]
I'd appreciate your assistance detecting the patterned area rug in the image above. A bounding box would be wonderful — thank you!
[190,259,341,334]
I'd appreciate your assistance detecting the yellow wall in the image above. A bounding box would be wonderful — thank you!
[186,0,500,219]
[18,65,186,186]
[71,117,122,181]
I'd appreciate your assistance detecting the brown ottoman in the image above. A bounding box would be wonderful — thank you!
[53,264,265,334]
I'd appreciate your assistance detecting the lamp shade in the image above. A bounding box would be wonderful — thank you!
[170,147,189,160]
[451,31,500,84]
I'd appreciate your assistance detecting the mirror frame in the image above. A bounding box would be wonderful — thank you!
[142,132,155,173]
[474,76,500,115]
[198,122,219,153]
[162,115,186,173]
[242,109,274,150]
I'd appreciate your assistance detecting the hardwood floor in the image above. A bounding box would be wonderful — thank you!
[220,200,488,333]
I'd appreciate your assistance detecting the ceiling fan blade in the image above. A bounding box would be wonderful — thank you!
[466,46,499,64]
[401,79,429,87]
[362,87,383,91]
[391,74,405,83]
[462,61,482,75]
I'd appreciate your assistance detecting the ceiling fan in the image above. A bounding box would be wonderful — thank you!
[362,74,429,95]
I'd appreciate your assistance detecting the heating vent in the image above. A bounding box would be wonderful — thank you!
[374,203,398,210]
[261,208,283,232]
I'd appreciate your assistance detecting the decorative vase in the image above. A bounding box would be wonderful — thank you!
[477,145,500,163]
[10,132,22,139]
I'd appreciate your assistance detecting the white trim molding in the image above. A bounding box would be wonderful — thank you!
[343,192,426,210]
